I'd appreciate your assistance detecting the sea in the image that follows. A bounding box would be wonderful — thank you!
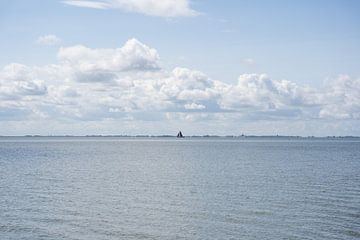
[0,137,359,239]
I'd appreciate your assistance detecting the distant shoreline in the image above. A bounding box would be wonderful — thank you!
[0,135,359,139]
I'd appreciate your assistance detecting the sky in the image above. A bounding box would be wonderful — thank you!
[0,0,359,136]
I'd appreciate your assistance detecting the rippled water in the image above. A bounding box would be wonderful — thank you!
[0,137,359,239]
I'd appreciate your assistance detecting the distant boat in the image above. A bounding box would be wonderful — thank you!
[177,131,184,138]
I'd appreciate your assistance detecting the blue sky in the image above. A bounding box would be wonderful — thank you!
[0,0,359,136]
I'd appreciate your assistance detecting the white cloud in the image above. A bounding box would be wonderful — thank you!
[184,103,206,110]
[0,63,47,100]
[62,0,199,17]
[242,58,256,65]
[36,34,62,46]
[159,67,216,102]
[58,38,160,75]
[319,75,360,119]
[0,38,359,135]
[219,73,320,116]
[62,0,109,9]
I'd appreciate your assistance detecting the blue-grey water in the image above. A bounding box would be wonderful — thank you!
[0,137,359,240]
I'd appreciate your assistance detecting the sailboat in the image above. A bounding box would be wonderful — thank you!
[177,131,184,138]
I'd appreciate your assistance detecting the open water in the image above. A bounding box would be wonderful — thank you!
[0,137,359,239]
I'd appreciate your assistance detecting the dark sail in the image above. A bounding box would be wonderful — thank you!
[177,131,184,138]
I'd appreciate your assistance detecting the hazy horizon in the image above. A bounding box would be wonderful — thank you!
[1,134,360,138]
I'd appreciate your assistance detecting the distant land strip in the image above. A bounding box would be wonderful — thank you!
[0,135,359,139]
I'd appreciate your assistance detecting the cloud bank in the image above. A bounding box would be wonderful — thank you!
[0,39,359,135]
[62,0,198,17]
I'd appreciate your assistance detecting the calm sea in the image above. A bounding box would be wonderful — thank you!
[0,137,359,239]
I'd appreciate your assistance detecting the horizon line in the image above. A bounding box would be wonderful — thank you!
[0,135,359,138]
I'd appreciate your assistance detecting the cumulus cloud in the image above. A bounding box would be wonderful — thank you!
[62,0,198,17]
[36,34,62,46]
[58,38,160,75]
[0,38,359,134]
[184,103,206,110]
[220,73,320,115]
[160,67,217,101]
[319,75,360,119]
[0,63,47,100]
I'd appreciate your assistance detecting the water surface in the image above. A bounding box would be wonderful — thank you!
[1,137,359,239]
